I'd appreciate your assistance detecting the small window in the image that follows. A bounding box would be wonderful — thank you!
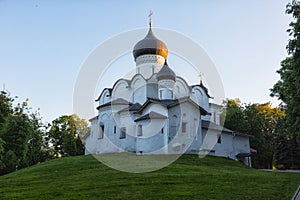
[217,134,221,144]
[182,122,187,133]
[214,112,217,123]
[114,126,117,134]
[99,125,104,139]
[161,127,164,134]
[138,125,142,136]
[159,90,163,99]
[120,127,126,139]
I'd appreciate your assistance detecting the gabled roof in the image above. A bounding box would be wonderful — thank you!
[201,120,232,133]
[134,97,209,115]
[118,103,142,113]
[201,120,252,137]
[89,116,98,122]
[95,88,112,102]
[191,82,211,98]
[96,98,133,110]
[134,111,167,122]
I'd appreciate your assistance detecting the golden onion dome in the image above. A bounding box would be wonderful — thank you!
[133,27,168,60]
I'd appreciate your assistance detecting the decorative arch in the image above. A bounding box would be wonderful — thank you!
[191,86,209,111]
[112,79,131,101]
[131,75,147,104]
[174,77,190,98]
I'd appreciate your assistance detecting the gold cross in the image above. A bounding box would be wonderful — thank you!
[199,72,204,83]
[148,10,153,27]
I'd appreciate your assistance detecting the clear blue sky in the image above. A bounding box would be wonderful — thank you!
[0,1,291,123]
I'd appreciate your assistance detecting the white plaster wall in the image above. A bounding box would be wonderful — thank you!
[191,86,209,112]
[208,103,222,125]
[200,129,218,155]
[112,80,132,102]
[233,135,250,155]
[173,78,189,98]
[137,64,153,79]
[136,119,166,154]
[168,102,200,154]
[85,111,120,154]
[85,118,99,155]
[213,132,235,159]
[98,89,111,105]
[131,76,147,104]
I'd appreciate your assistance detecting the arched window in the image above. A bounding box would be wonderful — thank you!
[138,125,142,136]
[99,125,104,139]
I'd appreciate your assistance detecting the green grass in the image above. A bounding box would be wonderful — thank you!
[0,154,299,200]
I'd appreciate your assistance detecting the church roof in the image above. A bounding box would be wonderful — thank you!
[88,116,98,122]
[157,61,176,81]
[134,111,167,122]
[201,120,252,137]
[96,98,133,110]
[191,82,211,98]
[133,27,168,60]
[95,88,112,102]
[201,120,232,133]
[134,97,208,115]
[118,103,142,113]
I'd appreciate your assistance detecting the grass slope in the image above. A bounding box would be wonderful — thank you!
[0,155,299,200]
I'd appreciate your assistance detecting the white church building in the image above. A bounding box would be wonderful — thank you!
[85,21,252,166]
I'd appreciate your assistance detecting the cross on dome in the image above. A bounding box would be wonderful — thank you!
[148,10,153,27]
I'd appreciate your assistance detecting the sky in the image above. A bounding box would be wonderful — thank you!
[0,1,292,123]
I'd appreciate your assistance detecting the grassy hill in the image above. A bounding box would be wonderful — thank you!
[0,154,299,200]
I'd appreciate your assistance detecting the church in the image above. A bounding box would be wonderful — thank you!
[85,19,252,166]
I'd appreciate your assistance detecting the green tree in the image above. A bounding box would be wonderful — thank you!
[221,99,245,131]
[271,0,300,169]
[0,91,12,171]
[222,99,284,168]
[0,138,5,170]
[48,114,88,157]
[0,92,47,175]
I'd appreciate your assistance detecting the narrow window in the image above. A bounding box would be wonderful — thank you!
[217,134,221,144]
[214,112,217,123]
[138,125,142,136]
[99,125,104,139]
[159,90,163,99]
[114,126,117,134]
[161,127,164,134]
[120,127,126,139]
[182,122,187,133]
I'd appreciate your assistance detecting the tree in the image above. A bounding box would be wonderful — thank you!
[271,0,300,169]
[0,138,5,170]
[48,114,89,157]
[221,99,284,168]
[0,92,47,175]
[220,99,246,131]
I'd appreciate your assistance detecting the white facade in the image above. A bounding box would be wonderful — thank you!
[85,26,252,166]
